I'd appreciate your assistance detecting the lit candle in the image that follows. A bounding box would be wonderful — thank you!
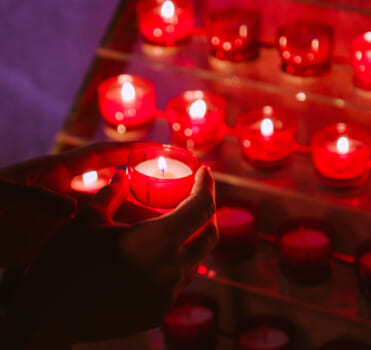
[206,8,261,62]
[163,294,217,348]
[278,21,333,76]
[70,167,117,195]
[128,144,199,208]
[277,218,332,284]
[214,203,257,260]
[237,106,296,168]
[238,316,293,350]
[352,32,371,91]
[311,123,371,187]
[98,74,156,137]
[167,90,226,151]
[136,0,195,46]
[356,240,371,300]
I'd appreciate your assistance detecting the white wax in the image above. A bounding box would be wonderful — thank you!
[135,157,193,179]
[166,305,213,326]
[239,327,290,349]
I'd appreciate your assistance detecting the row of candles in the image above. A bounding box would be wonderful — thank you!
[163,292,370,350]
[136,0,371,88]
[98,74,371,189]
[69,143,371,297]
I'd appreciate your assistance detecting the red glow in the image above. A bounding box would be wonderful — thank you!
[127,144,199,209]
[311,123,371,187]
[197,265,208,275]
[167,90,226,151]
[352,32,371,90]
[98,75,156,129]
[278,21,333,76]
[237,106,296,168]
[205,8,260,62]
[137,0,194,46]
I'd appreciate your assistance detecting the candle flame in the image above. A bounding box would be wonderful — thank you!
[189,99,207,120]
[160,0,175,19]
[261,118,274,137]
[158,156,168,174]
[82,171,98,185]
[336,136,350,154]
[121,82,135,103]
[364,32,371,43]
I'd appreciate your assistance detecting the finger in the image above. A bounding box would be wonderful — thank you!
[158,166,215,245]
[90,170,129,220]
[0,179,76,218]
[172,264,199,299]
[179,219,218,267]
[60,141,159,178]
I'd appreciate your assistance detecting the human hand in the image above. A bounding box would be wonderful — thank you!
[0,142,153,266]
[4,166,217,350]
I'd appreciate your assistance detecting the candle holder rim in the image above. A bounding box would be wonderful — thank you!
[127,143,199,182]
[98,74,156,94]
[236,314,294,344]
[216,198,257,216]
[311,122,371,148]
[275,217,334,242]
[167,90,227,108]
[277,19,333,36]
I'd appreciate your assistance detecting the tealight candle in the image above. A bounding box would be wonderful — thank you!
[277,218,332,284]
[352,32,371,91]
[356,240,371,300]
[278,21,333,76]
[70,167,117,195]
[237,316,293,350]
[163,293,218,349]
[237,106,296,168]
[128,144,199,209]
[311,123,371,188]
[214,202,257,260]
[205,8,261,62]
[167,90,226,151]
[98,74,156,137]
[137,0,195,46]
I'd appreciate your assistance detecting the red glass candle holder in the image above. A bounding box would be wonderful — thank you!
[127,144,199,209]
[167,90,226,152]
[356,239,371,300]
[205,8,261,62]
[98,74,156,139]
[214,199,257,261]
[163,293,218,350]
[277,218,333,284]
[352,32,371,91]
[70,167,117,202]
[318,339,371,350]
[311,123,371,188]
[237,106,296,169]
[237,315,293,350]
[137,0,194,46]
[277,21,333,77]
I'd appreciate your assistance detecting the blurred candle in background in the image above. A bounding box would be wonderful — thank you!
[278,21,333,76]
[137,0,195,46]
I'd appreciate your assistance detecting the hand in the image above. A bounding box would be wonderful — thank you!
[4,166,218,350]
[0,142,153,266]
